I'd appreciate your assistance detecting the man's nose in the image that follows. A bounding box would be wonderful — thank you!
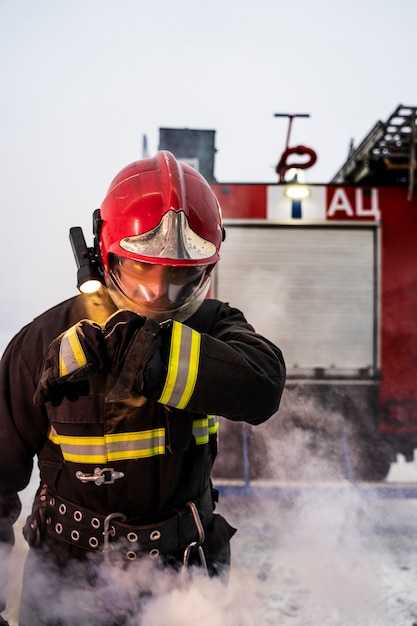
[142,266,170,301]
[146,280,168,301]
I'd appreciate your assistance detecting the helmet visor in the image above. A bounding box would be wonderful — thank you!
[109,255,209,314]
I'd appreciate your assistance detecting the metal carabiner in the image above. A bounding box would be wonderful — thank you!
[182,541,208,573]
[181,501,208,578]
[103,512,127,563]
[186,501,205,546]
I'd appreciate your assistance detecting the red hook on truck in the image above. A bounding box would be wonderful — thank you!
[276,144,318,182]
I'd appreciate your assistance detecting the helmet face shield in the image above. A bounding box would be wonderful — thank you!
[106,255,211,322]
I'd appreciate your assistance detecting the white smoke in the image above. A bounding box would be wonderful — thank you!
[4,469,417,625]
[3,408,417,625]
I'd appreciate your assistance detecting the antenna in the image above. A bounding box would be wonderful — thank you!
[274,113,310,151]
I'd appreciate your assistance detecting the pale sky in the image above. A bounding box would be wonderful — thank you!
[1,0,417,351]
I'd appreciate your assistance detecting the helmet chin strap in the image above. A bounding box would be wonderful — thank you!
[105,275,211,322]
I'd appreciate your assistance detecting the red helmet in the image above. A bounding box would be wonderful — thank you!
[97,151,224,321]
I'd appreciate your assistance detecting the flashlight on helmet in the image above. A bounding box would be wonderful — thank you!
[69,226,104,294]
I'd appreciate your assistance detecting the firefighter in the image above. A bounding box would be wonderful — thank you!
[0,151,286,625]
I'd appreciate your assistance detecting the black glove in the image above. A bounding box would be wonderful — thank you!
[0,614,10,626]
[34,311,162,406]
[33,319,106,407]
[102,310,162,402]
[102,310,147,374]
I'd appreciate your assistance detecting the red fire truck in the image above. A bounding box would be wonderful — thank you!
[160,105,417,482]
[213,105,417,482]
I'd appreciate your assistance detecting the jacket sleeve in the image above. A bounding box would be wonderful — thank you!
[0,331,50,608]
[0,491,22,612]
[145,301,286,424]
[0,334,49,494]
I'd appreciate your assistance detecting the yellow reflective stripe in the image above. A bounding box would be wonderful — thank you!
[158,321,201,409]
[48,428,165,463]
[177,330,200,409]
[193,417,208,444]
[208,415,219,435]
[59,327,87,376]
[105,431,165,461]
[159,321,182,405]
[49,428,60,445]
[192,415,219,445]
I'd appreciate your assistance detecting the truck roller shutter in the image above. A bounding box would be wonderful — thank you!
[213,224,378,379]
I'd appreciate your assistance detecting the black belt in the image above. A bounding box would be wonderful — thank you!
[43,486,214,560]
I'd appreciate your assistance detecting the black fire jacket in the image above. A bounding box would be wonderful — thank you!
[0,288,285,561]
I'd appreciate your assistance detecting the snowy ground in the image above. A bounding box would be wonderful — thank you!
[222,487,417,625]
[4,456,417,625]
